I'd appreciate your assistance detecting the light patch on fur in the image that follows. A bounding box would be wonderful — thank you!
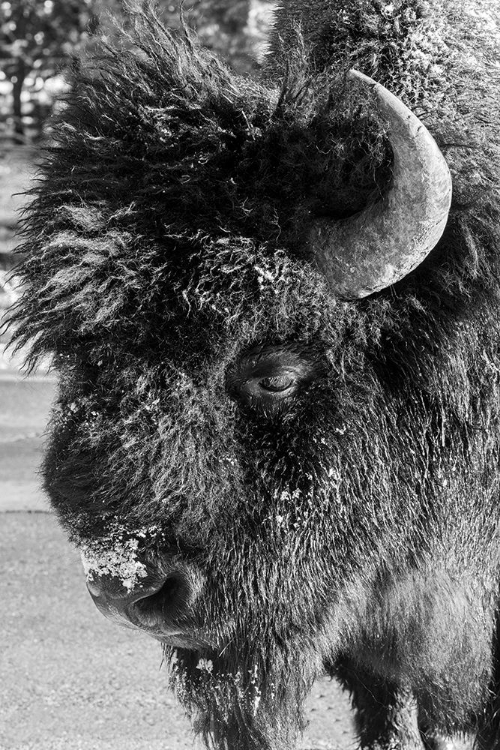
[80,536,148,592]
[196,658,214,673]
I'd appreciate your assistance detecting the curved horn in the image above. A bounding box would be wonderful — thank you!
[309,69,452,299]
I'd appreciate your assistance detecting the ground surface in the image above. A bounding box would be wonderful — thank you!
[0,372,55,512]
[0,373,356,750]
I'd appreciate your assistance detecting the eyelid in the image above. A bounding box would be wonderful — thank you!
[259,373,294,384]
[251,363,303,380]
[226,347,320,409]
[258,375,296,395]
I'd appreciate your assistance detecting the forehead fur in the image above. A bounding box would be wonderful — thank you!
[9,8,389,366]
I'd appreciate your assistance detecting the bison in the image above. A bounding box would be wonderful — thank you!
[8,0,500,748]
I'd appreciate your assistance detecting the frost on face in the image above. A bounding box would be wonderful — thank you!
[196,658,214,673]
[80,535,149,592]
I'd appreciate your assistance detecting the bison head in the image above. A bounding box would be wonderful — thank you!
[9,6,460,749]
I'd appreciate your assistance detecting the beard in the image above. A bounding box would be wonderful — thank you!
[165,636,323,750]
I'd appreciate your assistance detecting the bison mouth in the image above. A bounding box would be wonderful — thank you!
[87,578,213,648]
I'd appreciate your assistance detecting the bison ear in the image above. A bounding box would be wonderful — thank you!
[309,70,452,299]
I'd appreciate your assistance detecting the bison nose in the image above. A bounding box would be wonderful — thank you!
[86,569,200,634]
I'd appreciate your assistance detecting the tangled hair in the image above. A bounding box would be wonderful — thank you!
[8,0,500,368]
[7,2,500,748]
[8,7,392,367]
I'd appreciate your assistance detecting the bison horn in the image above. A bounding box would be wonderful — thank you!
[309,69,452,299]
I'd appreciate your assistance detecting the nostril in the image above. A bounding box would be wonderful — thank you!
[134,573,191,622]
[140,575,180,605]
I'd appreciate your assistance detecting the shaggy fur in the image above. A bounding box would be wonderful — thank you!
[8,1,500,748]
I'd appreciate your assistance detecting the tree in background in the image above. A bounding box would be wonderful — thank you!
[0,0,101,140]
[159,0,254,71]
[0,0,276,141]
[97,1,274,73]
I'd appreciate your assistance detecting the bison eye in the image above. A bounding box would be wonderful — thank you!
[226,344,320,411]
[258,375,295,393]
[244,367,300,405]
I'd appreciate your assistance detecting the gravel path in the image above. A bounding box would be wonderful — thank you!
[0,372,55,512]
